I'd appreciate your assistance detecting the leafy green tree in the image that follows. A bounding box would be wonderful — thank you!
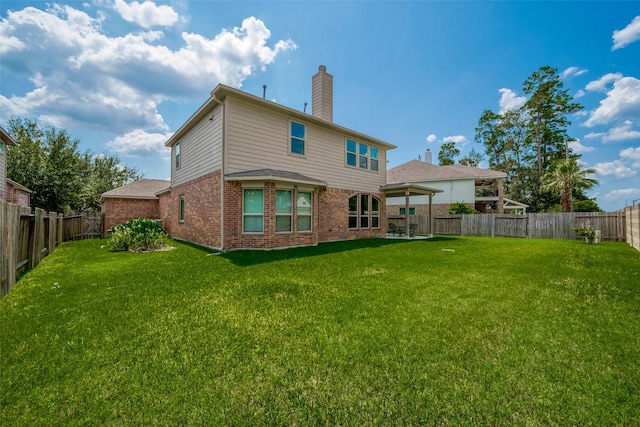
[474,66,588,212]
[6,117,140,212]
[573,198,603,212]
[448,201,477,214]
[523,66,583,174]
[438,141,460,165]
[459,148,484,167]
[82,153,142,211]
[541,158,598,212]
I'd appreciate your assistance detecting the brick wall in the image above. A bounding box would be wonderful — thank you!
[318,187,387,242]
[4,182,30,207]
[161,170,222,248]
[102,198,160,233]
[223,181,320,250]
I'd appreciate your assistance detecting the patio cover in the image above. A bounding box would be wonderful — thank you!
[380,183,443,238]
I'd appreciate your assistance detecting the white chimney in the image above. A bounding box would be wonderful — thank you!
[312,65,333,122]
[424,148,432,164]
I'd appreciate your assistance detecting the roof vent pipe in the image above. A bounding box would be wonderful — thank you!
[263,85,267,99]
[304,102,307,113]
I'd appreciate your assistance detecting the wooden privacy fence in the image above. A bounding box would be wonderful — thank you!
[1,200,104,296]
[410,211,626,241]
[624,204,639,251]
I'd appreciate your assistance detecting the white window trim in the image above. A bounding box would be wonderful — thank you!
[242,188,264,234]
[296,190,313,233]
[275,189,293,233]
[289,121,306,157]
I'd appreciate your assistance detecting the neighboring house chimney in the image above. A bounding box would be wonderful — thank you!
[424,148,432,164]
[312,65,333,122]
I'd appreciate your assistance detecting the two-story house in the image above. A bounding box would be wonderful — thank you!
[157,66,396,250]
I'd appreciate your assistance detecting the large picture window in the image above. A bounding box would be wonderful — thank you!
[290,122,305,155]
[243,189,264,233]
[348,194,380,229]
[296,192,312,232]
[276,190,293,232]
[372,197,380,228]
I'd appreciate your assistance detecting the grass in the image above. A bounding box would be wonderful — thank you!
[1,236,639,426]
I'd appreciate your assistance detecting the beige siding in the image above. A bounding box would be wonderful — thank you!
[225,98,387,193]
[171,106,223,186]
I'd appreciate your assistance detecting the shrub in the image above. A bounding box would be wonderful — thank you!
[448,201,478,214]
[108,218,167,252]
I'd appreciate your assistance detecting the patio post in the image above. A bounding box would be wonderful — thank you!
[429,193,433,238]
[405,190,410,239]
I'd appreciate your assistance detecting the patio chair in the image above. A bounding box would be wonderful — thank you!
[388,223,397,235]
[409,223,418,237]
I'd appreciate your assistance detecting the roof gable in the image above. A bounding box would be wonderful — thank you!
[100,179,170,200]
[387,159,506,183]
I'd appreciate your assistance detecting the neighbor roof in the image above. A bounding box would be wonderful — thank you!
[100,179,170,200]
[387,160,507,183]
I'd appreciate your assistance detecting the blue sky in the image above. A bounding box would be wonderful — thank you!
[1,1,639,211]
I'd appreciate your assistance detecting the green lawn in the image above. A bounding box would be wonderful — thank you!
[1,237,639,426]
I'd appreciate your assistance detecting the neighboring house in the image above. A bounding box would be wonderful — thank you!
[1,126,32,207]
[106,66,399,250]
[387,150,508,215]
[101,179,170,232]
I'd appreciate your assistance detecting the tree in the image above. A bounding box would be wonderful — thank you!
[459,148,484,167]
[474,66,588,212]
[541,158,598,212]
[523,66,583,174]
[81,153,142,211]
[438,141,460,165]
[6,117,141,212]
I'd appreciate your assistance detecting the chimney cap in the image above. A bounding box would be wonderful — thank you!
[318,65,327,72]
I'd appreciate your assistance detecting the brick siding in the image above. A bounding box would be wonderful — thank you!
[102,198,161,233]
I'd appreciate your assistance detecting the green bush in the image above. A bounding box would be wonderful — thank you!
[448,201,478,214]
[108,218,167,252]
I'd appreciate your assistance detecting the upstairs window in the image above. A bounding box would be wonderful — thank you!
[370,147,379,171]
[175,142,181,169]
[276,190,293,232]
[290,122,305,155]
[359,143,368,169]
[346,139,357,167]
[345,139,379,172]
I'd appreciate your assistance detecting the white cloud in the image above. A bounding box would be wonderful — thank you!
[112,0,179,29]
[498,88,527,113]
[620,146,640,168]
[584,76,640,127]
[426,134,437,143]
[0,4,296,133]
[568,139,593,154]
[574,89,586,99]
[106,129,172,157]
[593,160,636,178]
[604,188,640,201]
[612,15,640,50]
[560,66,588,79]
[585,73,622,92]
[584,121,640,143]
[442,135,468,145]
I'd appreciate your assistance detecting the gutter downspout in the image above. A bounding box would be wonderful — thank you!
[212,96,225,251]
[405,189,410,240]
